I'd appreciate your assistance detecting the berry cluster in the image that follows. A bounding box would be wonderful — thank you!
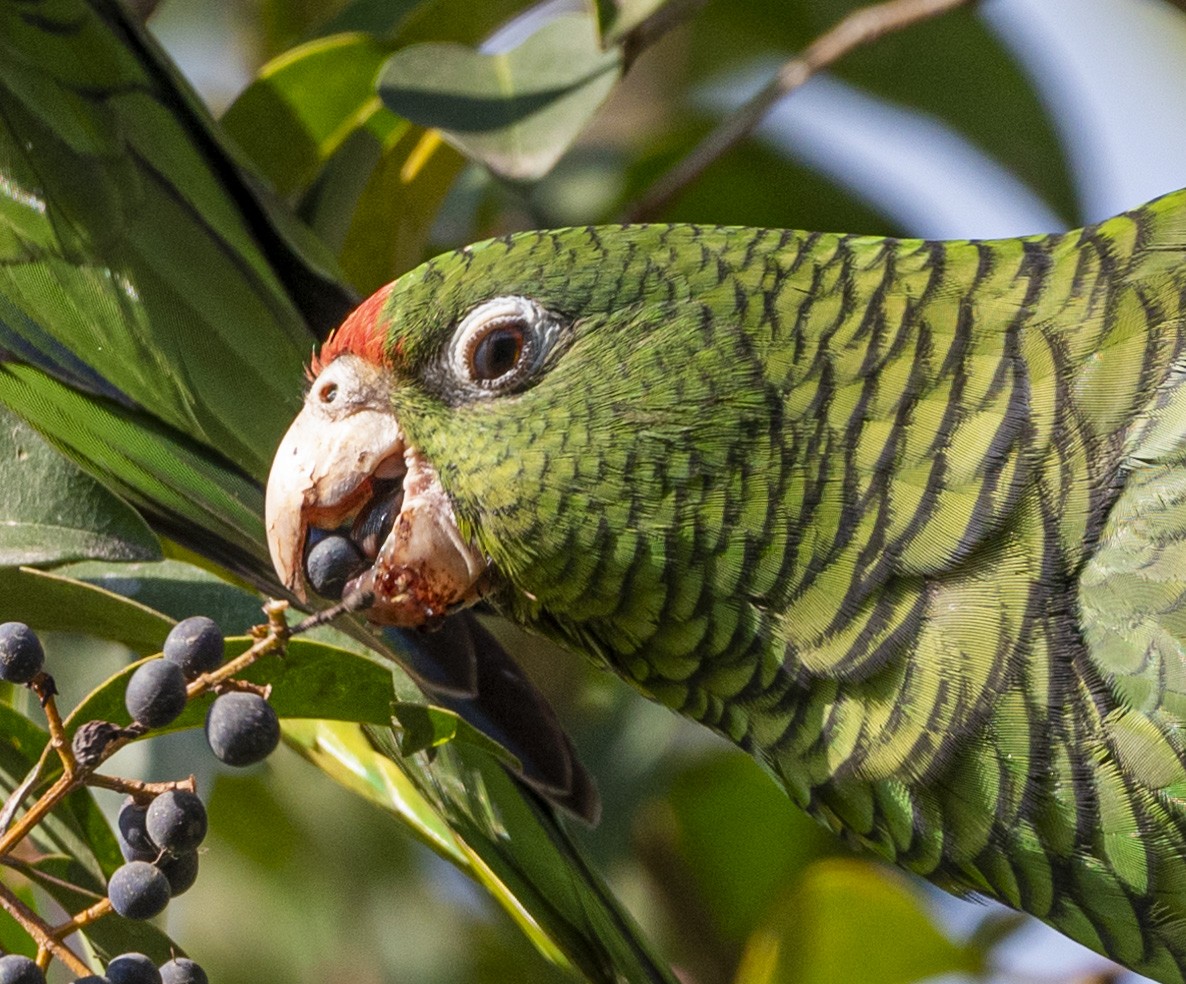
[0,604,292,981]
[0,951,207,983]
[124,617,280,767]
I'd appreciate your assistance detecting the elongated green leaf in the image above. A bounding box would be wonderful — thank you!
[0,566,172,656]
[378,12,622,181]
[0,407,160,567]
[66,637,395,732]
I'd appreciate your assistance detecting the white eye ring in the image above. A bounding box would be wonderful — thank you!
[446,296,558,393]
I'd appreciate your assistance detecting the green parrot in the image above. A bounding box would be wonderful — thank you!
[266,191,1186,983]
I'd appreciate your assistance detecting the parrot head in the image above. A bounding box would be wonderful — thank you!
[266,224,773,677]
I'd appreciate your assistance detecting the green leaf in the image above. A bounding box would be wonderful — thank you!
[319,0,530,46]
[65,636,397,734]
[0,566,173,656]
[378,12,622,181]
[0,407,160,567]
[57,559,269,637]
[664,752,835,942]
[737,859,981,984]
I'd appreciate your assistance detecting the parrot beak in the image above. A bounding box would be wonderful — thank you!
[265,355,488,625]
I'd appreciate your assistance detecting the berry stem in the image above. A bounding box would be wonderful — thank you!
[49,896,112,939]
[184,600,290,702]
[0,876,91,976]
[88,772,197,799]
[31,673,76,775]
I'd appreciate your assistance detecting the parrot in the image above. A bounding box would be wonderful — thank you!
[265,189,1186,983]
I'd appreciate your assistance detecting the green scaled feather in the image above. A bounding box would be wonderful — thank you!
[364,197,1186,983]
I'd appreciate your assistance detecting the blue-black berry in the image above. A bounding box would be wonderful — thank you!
[117,797,157,862]
[159,959,207,984]
[0,622,44,684]
[205,692,280,766]
[106,953,162,984]
[145,790,206,855]
[0,954,45,984]
[107,861,170,920]
[156,849,199,897]
[125,660,188,729]
[163,617,223,679]
[305,533,368,599]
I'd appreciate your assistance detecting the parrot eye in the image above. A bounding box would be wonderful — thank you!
[469,324,525,381]
[318,382,338,404]
[443,295,564,398]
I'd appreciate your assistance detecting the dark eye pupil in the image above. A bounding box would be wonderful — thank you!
[471,326,524,381]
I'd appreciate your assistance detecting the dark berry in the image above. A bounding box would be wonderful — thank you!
[163,617,223,679]
[0,955,45,984]
[156,850,199,897]
[124,660,187,729]
[158,960,207,984]
[106,953,162,984]
[0,622,44,684]
[205,691,280,766]
[117,798,157,862]
[107,861,170,920]
[305,533,367,599]
[145,790,206,855]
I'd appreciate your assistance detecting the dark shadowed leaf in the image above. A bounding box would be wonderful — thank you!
[378,12,622,181]
[0,408,160,567]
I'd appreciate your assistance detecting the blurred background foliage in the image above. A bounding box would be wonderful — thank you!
[5,0,1186,981]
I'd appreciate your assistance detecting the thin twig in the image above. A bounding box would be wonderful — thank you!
[0,877,91,976]
[625,0,978,221]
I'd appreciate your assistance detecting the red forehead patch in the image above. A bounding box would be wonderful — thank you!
[308,282,394,379]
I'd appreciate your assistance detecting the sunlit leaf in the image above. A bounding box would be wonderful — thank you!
[378,12,622,181]
[221,33,394,197]
[0,408,159,568]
